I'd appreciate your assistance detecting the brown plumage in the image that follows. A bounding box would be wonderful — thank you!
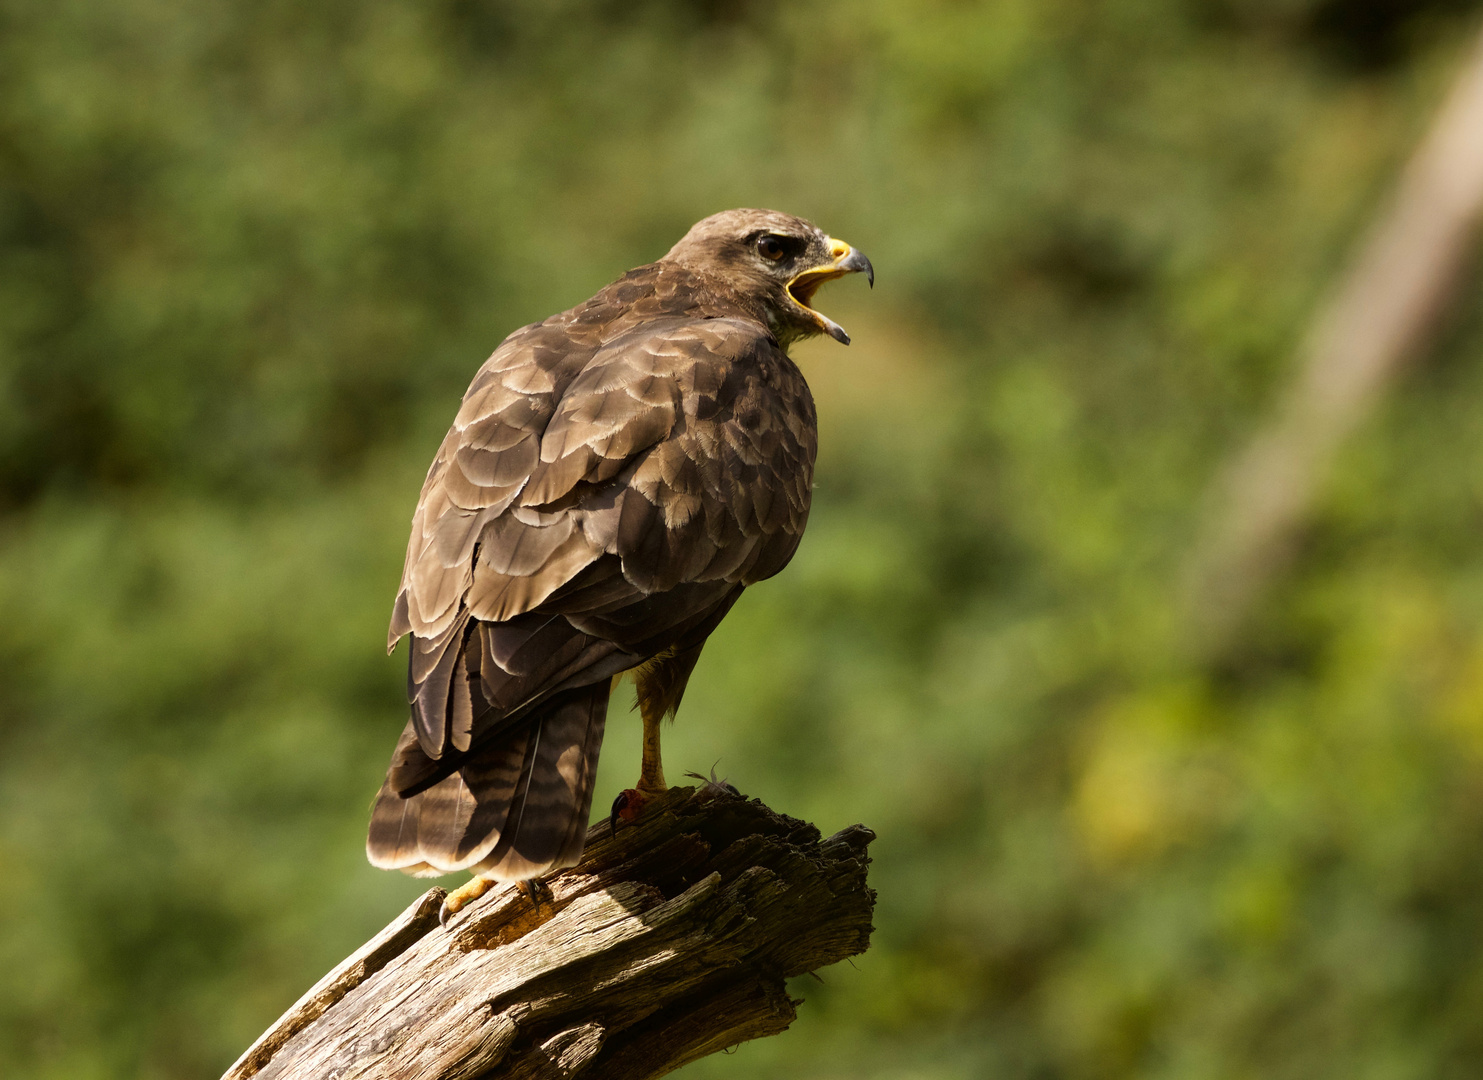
[367,209,873,884]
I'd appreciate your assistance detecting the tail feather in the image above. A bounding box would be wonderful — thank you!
[472,682,607,878]
[367,721,518,875]
[367,682,608,880]
[553,687,608,868]
[419,724,532,867]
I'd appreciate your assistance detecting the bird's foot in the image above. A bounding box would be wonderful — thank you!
[610,781,669,830]
[610,788,645,829]
[515,877,552,908]
[439,875,495,927]
[439,875,551,927]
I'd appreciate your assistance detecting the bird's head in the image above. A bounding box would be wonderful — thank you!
[662,208,874,346]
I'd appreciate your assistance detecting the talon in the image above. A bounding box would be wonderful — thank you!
[439,875,495,927]
[610,788,650,830]
[515,878,551,907]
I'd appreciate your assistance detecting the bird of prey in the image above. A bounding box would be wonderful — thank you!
[366,209,873,917]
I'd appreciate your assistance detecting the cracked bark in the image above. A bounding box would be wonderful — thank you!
[221,785,876,1080]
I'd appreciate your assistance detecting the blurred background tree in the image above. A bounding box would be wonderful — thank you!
[5,1,1483,1077]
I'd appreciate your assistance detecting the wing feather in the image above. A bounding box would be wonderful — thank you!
[375,261,823,884]
[389,310,815,763]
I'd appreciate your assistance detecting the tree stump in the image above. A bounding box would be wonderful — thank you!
[222,783,876,1080]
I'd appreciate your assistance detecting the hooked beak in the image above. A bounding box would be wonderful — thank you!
[786,237,874,345]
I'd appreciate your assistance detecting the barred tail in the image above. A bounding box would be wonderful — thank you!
[367,682,608,880]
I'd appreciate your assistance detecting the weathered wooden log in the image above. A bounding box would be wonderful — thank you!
[222,783,876,1080]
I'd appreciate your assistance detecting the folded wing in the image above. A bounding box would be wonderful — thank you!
[369,310,816,877]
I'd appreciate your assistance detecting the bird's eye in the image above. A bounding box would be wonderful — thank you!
[756,234,788,261]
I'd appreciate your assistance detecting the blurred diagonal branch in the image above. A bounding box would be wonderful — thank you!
[1184,24,1483,654]
[221,787,874,1080]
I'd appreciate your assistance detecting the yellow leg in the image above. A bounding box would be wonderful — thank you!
[440,875,494,925]
[638,701,667,795]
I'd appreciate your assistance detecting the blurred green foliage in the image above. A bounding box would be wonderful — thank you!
[5,1,1483,1077]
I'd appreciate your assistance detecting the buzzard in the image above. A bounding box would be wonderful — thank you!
[367,209,872,917]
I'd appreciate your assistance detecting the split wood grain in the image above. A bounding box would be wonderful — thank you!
[222,784,876,1080]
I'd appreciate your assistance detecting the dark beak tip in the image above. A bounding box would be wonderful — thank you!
[843,249,875,289]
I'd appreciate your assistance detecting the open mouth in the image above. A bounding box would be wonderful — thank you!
[787,266,853,312]
[786,240,874,345]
